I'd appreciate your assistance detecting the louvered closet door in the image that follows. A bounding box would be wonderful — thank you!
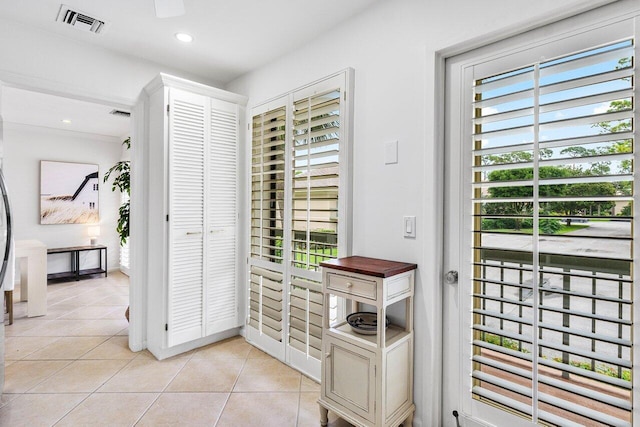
[167,89,207,347]
[205,99,239,335]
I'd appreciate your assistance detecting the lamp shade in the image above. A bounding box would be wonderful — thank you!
[88,225,101,245]
[87,226,101,237]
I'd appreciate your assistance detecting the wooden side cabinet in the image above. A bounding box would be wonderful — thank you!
[319,256,417,427]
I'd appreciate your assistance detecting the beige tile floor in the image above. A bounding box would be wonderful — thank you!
[2,272,352,427]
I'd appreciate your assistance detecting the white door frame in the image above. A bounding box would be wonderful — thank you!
[0,75,141,349]
[439,2,640,426]
[434,1,637,426]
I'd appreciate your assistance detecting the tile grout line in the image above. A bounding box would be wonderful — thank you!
[51,326,134,425]
[130,392,162,427]
[295,374,303,427]
[4,335,65,361]
[2,274,132,425]
[131,344,199,426]
[213,350,250,427]
[51,391,94,426]
[5,326,124,424]
[21,336,112,361]
[15,358,75,395]
[4,275,322,426]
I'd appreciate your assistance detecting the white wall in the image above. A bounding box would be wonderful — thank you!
[0,17,221,106]
[0,13,211,274]
[3,123,123,273]
[224,0,616,425]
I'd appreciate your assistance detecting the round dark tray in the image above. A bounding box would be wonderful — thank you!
[346,312,390,335]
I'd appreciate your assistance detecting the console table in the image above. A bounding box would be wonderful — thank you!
[47,245,107,281]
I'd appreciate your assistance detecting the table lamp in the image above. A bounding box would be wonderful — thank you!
[88,225,100,246]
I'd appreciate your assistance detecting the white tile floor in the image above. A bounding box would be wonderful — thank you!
[2,272,351,426]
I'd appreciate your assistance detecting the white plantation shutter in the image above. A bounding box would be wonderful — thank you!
[168,89,206,347]
[470,39,634,426]
[251,106,287,264]
[248,72,352,379]
[287,83,344,374]
[291,89,340,271]
[249,265,284,341]
[288,275,323,360]
[249,103,287,343]
[205,99,239,335]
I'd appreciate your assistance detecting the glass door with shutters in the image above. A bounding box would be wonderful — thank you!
[248,102,288,360]
[247,72,352,380]
[444,15,637,427]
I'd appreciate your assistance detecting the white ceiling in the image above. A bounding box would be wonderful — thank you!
[0,0,377,138]
[2,86,131,138]
[0,0,378,84]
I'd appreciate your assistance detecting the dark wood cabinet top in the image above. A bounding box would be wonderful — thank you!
[320,256,417,278]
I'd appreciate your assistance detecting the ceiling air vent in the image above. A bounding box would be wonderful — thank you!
[56,4,108,34]
[109,109,131,118]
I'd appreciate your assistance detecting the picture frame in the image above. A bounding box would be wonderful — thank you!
[40,160,99,224]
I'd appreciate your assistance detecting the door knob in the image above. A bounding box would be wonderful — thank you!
[445,270,458,284]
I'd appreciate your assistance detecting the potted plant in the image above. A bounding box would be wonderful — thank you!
[104,137,130,321]
[104,137,130,245]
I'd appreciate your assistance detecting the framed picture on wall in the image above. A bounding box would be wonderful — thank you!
[40,160,99,224]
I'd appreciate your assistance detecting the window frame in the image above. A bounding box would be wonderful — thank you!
[246,69,354,377]
[443,9,640,427]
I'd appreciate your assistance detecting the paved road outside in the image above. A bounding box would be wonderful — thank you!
[483,220,630,259]
[478,220,631,367]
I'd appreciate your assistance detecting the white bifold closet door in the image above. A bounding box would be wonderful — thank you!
[206,100,239,336]
[167,88,239,348]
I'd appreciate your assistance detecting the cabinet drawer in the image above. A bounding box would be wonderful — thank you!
[327,272,377,300]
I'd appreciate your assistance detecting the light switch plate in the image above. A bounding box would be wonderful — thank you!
[385,140,398,164]
[403,215,416,238]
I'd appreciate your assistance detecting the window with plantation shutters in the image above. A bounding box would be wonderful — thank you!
[470,39,634,426]
[247,71,353,379]
[251,106,286,265]
[291,90,340,271]
[249,104,287,345]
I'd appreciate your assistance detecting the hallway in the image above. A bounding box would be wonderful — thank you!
[1,273,345,426]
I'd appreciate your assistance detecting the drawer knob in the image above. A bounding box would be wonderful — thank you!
[346,282,353,288]
[325,352,331,358]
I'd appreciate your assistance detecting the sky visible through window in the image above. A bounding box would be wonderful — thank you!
[476,39,633,178]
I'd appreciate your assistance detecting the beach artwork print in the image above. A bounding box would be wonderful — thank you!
[40,160,99,224]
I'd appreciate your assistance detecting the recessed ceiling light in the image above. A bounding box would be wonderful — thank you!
[61,119,72,124]
[175,32,193,43]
